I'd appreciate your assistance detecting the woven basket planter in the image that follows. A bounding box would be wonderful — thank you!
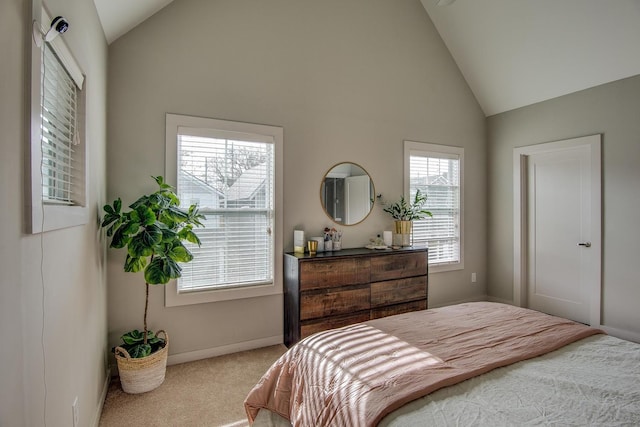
[114,330,168,394]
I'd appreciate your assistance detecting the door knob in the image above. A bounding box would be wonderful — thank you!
[577,242,591,248]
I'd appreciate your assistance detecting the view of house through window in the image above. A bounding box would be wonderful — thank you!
[405,141,463,271]
[41,43,79,204]
[177,131,275,292]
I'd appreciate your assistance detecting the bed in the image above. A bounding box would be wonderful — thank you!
[244,302,640,426]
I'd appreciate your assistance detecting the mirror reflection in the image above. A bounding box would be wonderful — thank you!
[320,162,375,225]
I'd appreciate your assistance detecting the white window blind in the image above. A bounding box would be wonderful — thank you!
[177,132,275,292]
[409,151,461,266]
[40,43,79,204]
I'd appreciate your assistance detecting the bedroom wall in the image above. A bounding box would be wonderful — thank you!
[487,74,640,341]
[107,0,486,360]
[0,0,108,425]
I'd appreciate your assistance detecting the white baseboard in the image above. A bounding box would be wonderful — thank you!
[481,299,640,343]
[486,295,516,305]
[92,368,111,427]
[599,325,640,344]
[167,335,283,366]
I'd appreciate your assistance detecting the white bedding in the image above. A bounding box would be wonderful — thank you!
[253,334,640,426]
[380,334,640,426]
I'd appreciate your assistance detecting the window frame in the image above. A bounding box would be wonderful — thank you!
[165,113,283,306]
[29,2,88,233]
[404,140,464,273]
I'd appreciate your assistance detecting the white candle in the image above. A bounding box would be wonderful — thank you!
[294,230,305,253]
[383,230,392,247]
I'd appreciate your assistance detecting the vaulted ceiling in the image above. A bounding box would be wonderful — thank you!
[94,0,640,116]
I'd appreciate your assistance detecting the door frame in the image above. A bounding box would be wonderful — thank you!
[513,134,602,326]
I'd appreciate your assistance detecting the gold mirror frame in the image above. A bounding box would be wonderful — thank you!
[320,162,375,226]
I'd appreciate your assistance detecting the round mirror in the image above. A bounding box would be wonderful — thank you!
[320,162,375,226]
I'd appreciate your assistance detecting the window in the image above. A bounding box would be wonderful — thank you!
[29,4,87,233]
[404,141,464,272]
[165,114,283,305]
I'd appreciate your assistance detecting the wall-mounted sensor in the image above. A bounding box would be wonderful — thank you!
[45,16,69,41]
[33,15,69,47]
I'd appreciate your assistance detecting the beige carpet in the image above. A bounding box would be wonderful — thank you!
[99,345,287,427]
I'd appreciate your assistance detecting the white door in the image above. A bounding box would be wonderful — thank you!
[514,135,601,326]
[345,175,371,224]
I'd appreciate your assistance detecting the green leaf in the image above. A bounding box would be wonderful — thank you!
[121,329,145,345]
[100,213,119,228]
[160,228,178,242]
[106,219,122,237]
[186,230,201,246]
[103,204,114,215]
[128,343,152,358]
[167,206,189,223]
[158,210,176,229]
[129,209,139,223]
[165,191,180,206]
[136,205,156,226]
[153,176,173,190]
[155,194,171,210]
[110,225,131,249]
[147,335,163,345]
[144,257,170,284]
[188,204,206,226]
[127,235,153,258]
[142,224,163,246]
[144,257,182,284]
[168,243,193,263]
[129,195,149,210]
[164,257,182,279]
[124,255,147,273]
[146,193,163,208]
[101,199,124,228]
[122,220,141,235]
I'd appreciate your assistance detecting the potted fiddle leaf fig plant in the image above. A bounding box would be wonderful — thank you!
[101,176,204,393]
[383,189,432,247]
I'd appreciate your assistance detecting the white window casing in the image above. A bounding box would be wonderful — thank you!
[165,114,283,306]
[404,141,464,273]
[29,3,88,233]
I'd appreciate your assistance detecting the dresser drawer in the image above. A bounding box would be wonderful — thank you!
[370,276,427,307]
[301,312,371,338]
[371,300,427,319]
[300,258,370,291]
[300,285,370,320]
[370,252,427,282]
[284,248,428,347]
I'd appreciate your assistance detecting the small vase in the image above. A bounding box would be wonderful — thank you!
[394,220,412,247]
[333,240,341,251]
[325,240,333,251]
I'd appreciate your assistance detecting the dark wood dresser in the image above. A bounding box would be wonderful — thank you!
[284,247,428,346]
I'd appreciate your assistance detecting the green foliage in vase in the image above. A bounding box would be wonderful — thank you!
[102,176,205,358]
[382,189,433,221]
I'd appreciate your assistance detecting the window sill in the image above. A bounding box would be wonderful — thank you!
[30,204,89,233]
[429,261,464,274]
[165,280,283,307]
